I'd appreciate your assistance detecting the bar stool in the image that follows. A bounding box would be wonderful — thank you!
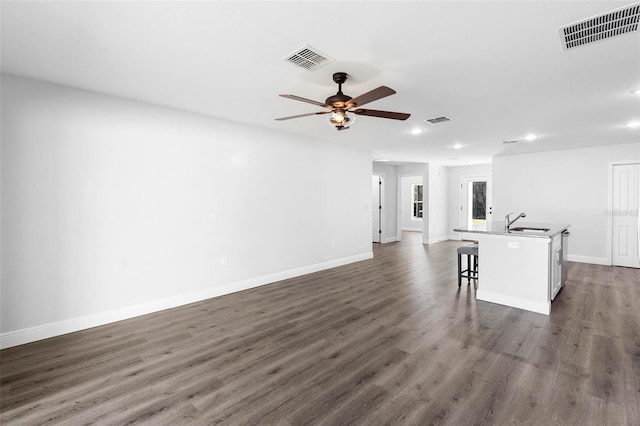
[457,243,478,287]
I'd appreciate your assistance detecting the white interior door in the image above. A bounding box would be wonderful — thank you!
[372,175,382,243]
[612,164,640,268]
[460,176,492,231]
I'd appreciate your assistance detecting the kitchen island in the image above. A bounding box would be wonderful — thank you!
[453,222,570,315]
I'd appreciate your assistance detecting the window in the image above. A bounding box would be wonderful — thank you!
[472,181,487,221]
[412,184,423,220]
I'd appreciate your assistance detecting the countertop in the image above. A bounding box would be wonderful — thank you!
[453,222,570,238]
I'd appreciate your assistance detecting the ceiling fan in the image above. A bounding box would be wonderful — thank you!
[275,72,411,131]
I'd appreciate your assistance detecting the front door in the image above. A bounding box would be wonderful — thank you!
[460,176,492,231]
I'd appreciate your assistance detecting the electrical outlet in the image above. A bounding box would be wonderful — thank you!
[331,240,336,247]
[221,256,229,267]
[508,242,520,249]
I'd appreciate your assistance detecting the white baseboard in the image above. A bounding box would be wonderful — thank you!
[426,236,449,244]
[401,227,423,232]
[381,236,398,243]
[476,290,550,316]
[567,254,610,265]
[448,234,462,241]
[0,252,373,349]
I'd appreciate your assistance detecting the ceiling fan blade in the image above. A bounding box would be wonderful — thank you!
[353,109,411,120]
[275,111,331,121]
[279,94,328,108]
[348,86,396,108]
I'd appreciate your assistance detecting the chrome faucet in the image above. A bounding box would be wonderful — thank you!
[505,212,526,230]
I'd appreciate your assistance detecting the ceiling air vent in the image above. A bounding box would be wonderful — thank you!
[426,116,451,125]
[502,140,519,144]
[559,3,640,50]
[283,45,334,71]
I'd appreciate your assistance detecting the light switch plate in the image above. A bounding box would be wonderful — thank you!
[508,242,520,249]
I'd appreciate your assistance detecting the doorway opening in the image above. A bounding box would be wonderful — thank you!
[400,175,424,233]
[372,175,383,243]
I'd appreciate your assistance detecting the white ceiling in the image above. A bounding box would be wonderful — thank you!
[2,1,639,166]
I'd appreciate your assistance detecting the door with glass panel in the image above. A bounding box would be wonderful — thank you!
[460,176,492,231]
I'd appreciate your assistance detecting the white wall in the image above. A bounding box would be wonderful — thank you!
[1,74,373,348]
[372,162,398,243]
[400,175,423,231]
[447,164,492,239]
[492,143,640,264]
[427,164,449,243]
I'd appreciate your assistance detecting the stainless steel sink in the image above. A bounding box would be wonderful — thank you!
[509,227,550,233]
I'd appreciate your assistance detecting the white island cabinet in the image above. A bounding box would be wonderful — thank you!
[454,222,570,315]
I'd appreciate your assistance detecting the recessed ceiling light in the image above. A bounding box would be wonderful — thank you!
[410,128,423,135]
[525,134,537,141]
[453,143,463,149]
[625,120,640,128]
[632,89,640,95]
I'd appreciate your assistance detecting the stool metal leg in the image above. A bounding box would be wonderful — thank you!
[473,255,478,277]
[457,253,462,287]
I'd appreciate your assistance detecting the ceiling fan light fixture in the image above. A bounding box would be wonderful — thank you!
[276,71,410,129]
[329,109,353,130]
[331,110,346,124]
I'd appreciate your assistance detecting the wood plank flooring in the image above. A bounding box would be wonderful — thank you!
[2,231,640,425]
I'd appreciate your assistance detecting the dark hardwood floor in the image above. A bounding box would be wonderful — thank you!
[2,231,639,425]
